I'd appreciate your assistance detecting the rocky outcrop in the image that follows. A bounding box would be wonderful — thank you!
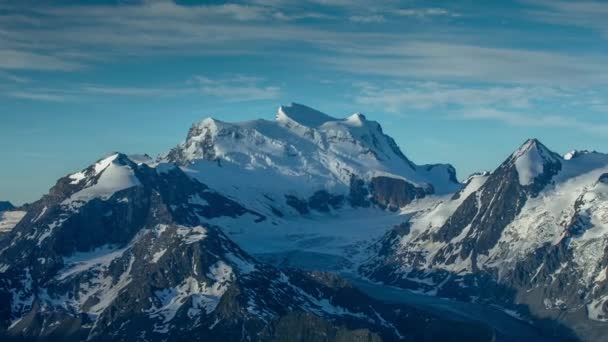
[0,202,14,212]
[369,177,428,211]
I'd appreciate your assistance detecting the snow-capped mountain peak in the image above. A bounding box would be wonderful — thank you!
[510,138,562,186]
[161,104,460,216]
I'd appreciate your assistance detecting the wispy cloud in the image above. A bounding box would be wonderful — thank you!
[6,91,69,102]
[355,82,560,111]
[354,81,608,135]
[324,42,608,85]
[0,75,280,102]
[0,0,605,88]
[523,0,608,37]
[194,75,281,102]
[1,0,607,89]
[81,85,191,97]
[0,49,82,71]
[460,108,608,135]
[395,8,458,17]
[0,71,30,83]
[349,15,385,23]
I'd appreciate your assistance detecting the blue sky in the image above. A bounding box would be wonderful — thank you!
[1,0,608,204]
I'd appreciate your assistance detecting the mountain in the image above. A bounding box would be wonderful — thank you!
[0,153,493,341]
[361,139,608,341]
[161,103,460,215]
[0,202,14,212]
[3,103,606,341]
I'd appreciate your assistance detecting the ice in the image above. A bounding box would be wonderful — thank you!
[207,206,405,270]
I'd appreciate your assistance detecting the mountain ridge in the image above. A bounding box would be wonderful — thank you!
[2,103,606,341]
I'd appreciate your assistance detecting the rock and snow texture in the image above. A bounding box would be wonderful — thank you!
[0,150,493,342]
[162,103,460,216]
[4,103,608,341]
[362,139,608,341]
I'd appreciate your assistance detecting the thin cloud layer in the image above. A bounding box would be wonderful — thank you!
[0,0,605,86]
[0,0,606,136]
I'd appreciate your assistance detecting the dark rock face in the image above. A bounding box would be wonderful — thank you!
[347,176,430,211]
[369,177,428,211]
[348,177,370,208]
[431,140,562,264]
[258,312,382,342]
[434,162,528,259]
[308,190,344,212]
[0,201,14,212]
[285,191,344,215]
[285,195,310,215]
[165,124,217,165]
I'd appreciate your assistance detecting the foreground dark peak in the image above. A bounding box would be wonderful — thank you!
[0,201,14,212]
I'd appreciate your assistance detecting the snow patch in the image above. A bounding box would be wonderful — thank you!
[58,244,128,280]
[149,261,234,332]
[0,210,26,234]
[151,248,167,263]
[588,296,608,321]
[176,226,208,244]
[63,156,140,205]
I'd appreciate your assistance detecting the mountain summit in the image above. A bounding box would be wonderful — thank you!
[510,139,562,187]
[162,103,460,215]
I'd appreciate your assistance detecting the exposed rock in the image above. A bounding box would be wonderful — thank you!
[369,176,428,211]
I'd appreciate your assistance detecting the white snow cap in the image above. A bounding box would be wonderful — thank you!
[512,139,560,186]
[64,153,141,205]
[161,103,462,208]
[276,103,338,127]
